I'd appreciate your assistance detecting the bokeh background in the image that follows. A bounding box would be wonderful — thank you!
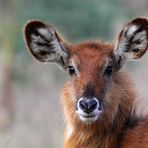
[0,0,147,147]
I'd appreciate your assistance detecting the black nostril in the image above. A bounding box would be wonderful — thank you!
[79,99,98,114]
[88,100,97,111]
[79,100,88,111]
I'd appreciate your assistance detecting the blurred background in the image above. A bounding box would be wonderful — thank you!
[0,0,147,147]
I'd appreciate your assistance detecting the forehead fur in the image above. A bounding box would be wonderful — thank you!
[68,41,114,73]
[71,41,113,56]
[69,41,114,67]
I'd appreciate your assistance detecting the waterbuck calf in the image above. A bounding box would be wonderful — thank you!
[24,17,148,148]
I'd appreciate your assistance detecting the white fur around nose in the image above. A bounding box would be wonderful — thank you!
[77,97,99,112]
[76,97,101,123]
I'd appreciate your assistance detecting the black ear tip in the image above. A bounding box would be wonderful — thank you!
[24,20,46,35]
[23,20,55,42]
[23,20,47,48]
[130,17,148,25]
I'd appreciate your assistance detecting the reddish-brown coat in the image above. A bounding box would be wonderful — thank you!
[60,41,148,148]
[24,18,148,148]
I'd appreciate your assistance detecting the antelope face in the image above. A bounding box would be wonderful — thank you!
[67,44,114,123]
[24,18,148,123]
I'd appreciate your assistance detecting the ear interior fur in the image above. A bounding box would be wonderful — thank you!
[114,18,148,69]
[24,20,70,67]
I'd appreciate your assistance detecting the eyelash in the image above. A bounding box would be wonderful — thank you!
[104,65,113,77]
[68,65,75,75]
[67,65,113,76]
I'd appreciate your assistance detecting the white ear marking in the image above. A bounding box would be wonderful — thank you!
[133,31,147,42]
[126,25,138,37]
[114,18,148,69]
[29,26,69,64]
[38,28,54,40]
[30,34,50,54]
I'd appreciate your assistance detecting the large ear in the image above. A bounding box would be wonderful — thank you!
[24,20,70,69]
[114,17,148,69]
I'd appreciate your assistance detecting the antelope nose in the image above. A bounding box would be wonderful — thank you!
[79,98,98,114]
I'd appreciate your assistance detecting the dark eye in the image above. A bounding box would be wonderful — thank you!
[104,65,113,77]
[68,66,75,75]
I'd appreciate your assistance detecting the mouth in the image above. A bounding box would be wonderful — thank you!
[78,114,99,123]
[79,114,96,118]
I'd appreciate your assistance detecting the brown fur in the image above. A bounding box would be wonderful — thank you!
[120,117,148,148]
[60,41,148,148]
[24,18,148,148]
